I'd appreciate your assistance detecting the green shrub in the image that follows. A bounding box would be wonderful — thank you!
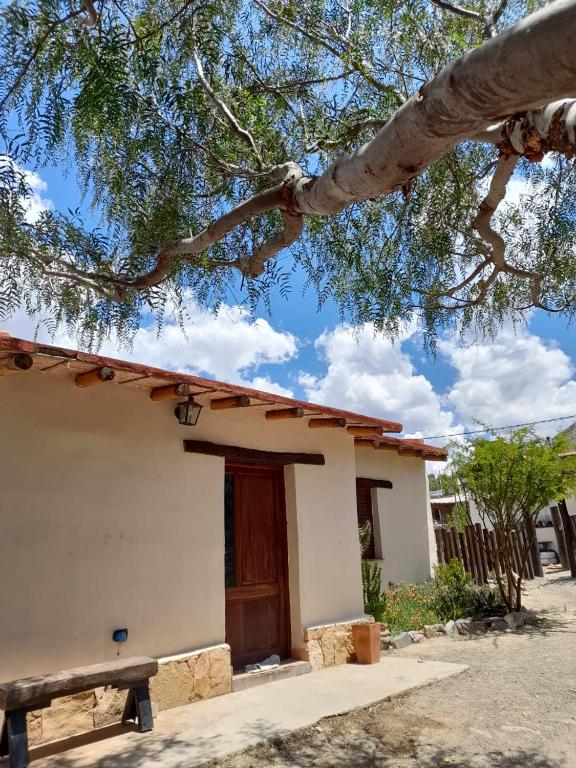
[381,582,443,633]
[434,559,507,621]
[433,558,475,620]
[466,586,507,618]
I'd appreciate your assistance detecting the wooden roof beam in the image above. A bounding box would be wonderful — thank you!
[75,367,115,388]
[0,353,34,374]
[150,383,190,401]
[347,426,383,438]
[210,395,250,411]
[265,407,305,421]
[308,417,347,429]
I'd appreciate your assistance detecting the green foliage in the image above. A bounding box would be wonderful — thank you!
[433,558,507,620]
[433,558,475,620]
[451,428,576,526]
[381,561,507,633]
[450,428,576,611]
[0,1,573,343]
[446,503,470,533]
[358,520,386,622]
[381,582,442,634]
[361,559,387,623]
[358,519,373,558]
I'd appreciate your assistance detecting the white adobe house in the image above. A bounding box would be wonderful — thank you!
[0,333,445,742]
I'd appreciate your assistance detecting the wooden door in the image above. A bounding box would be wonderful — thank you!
[224,464,290,669]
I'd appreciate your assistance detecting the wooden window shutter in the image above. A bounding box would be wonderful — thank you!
[356,481,376,559]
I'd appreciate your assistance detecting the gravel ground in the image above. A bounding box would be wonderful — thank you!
[204,572,576,768]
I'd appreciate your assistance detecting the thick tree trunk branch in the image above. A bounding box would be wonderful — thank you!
[27,0,576,305]
[113,183,292,298]
[292,0,576,216]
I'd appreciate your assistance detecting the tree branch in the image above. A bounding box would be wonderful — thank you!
[472,153,517,268]
[192,48,263,166]
[253,0,406,105]
[0,5,88,111]
[430,0,482,21]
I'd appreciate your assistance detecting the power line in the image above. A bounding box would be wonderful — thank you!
[423,413,576,441]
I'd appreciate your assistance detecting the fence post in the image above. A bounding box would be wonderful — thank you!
[558,500,576,578]
[524,516,544,577]
[550,505,569,570]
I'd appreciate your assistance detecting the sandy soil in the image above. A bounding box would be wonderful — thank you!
[204,572,576,768]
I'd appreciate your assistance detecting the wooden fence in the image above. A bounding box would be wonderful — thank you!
[434,522,540,586]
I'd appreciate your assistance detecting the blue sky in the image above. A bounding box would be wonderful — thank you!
[5,162,576,448]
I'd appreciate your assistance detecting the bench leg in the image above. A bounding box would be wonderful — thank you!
[134,685,153,733]
[121,684,153,733]
[1,711,29,768]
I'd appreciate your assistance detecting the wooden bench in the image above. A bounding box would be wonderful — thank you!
[0,656,158,768]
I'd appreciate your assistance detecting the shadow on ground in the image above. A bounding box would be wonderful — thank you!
[21,710,564,768]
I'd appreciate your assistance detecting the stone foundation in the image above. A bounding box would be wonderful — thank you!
[27,644,232,746]
[301,618,373,671]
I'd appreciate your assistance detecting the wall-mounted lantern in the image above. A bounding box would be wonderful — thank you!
[175,396,203,426]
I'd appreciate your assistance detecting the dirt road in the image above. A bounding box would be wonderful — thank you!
[205,573,576,768]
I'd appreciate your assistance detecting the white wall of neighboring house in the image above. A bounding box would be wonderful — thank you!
[0,369,365,679]
[355,446,437,586]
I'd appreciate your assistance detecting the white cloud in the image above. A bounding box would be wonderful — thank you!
[440,325,576,436]
[298,323,458,439]
[3,302,298,394]
[0,157,53,222]
[21,168,53,223]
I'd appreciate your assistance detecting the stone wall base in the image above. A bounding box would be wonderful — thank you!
[27,644,232,746]
[300,617,373,671]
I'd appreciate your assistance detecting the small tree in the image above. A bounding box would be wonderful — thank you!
[451,429,576,612]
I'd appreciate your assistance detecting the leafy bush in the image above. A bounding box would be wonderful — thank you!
[434,558,507,621]
[381,582,443,634]
[433,558,475,620]
[466,586,507,618]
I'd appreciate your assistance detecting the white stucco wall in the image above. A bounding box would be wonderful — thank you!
[0,368,364,679]
[355,446,437,586]
[284,463,365,646]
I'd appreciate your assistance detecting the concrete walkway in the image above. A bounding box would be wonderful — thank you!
[28,657,466,768]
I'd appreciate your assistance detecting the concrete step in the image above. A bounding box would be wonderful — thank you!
[231,659,311,692]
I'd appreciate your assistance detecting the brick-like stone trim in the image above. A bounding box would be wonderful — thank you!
[27,644,232,746]
[301,617,374,671]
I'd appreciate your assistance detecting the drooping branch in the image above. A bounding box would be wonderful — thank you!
[113,170,303,297]
[0,5,89,111]
[192,48,263,167]
[253,0,406,105]
[17,0,576,308]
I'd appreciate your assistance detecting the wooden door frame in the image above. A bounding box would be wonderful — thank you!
[224,462,292,666]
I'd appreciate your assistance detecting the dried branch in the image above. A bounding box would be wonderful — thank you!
[192,48,263,166]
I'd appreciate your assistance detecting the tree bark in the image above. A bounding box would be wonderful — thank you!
[292,0,576,215]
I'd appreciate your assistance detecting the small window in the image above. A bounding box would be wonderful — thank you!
[224,473,235,587]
